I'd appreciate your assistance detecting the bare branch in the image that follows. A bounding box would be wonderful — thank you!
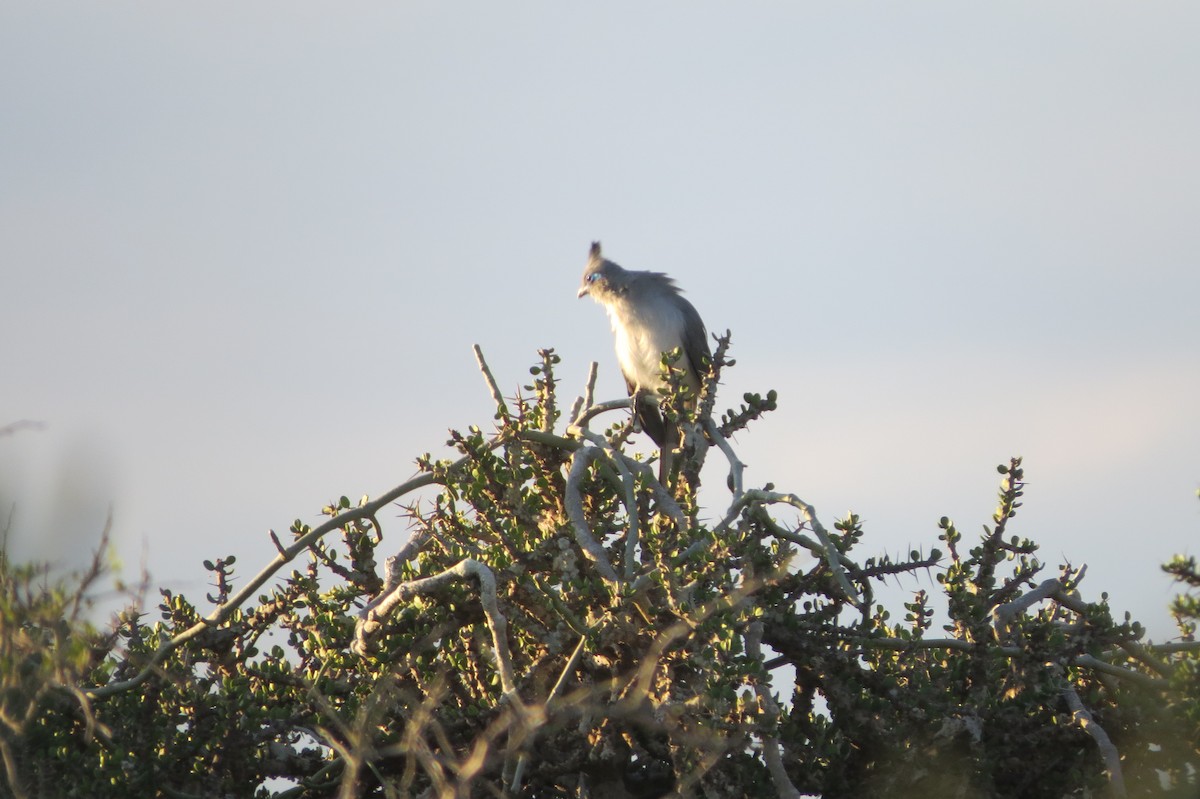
[697,330,731,424]
[711,489,862,609]
[1113,640,1173,677]
[1063,682,1127,798]
[703,417,744,502]
[559,358,600,431]
[574,427,641,584]
[745,621,802,799]
[563,445,621,586]
[993,578,1062,642]
[354,558,517,699]
[570,398,634,433]
[473,344,508,421]
[88,435,507,700]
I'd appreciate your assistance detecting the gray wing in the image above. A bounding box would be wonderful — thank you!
[678,297,712,381]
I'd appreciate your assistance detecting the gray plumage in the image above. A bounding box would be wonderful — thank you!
[577,241,711,446]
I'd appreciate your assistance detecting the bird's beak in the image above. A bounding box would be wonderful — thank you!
[576,285,589,299]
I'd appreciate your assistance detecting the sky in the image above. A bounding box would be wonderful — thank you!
[2,3,1197,640]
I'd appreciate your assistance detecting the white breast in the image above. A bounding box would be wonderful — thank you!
[605,295,687,392]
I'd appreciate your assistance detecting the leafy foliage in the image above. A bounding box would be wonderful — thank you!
[1,349,1197,798]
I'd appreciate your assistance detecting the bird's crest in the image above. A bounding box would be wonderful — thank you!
[589,241,603,262]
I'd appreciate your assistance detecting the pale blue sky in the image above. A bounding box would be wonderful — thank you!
[2,4,1197,636]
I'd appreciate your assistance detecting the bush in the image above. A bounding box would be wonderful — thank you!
[1,345,1197,798]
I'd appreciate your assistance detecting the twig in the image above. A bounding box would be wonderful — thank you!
[621,578,764,707]
[566,362,600,429]
[566,408,693,536]
[748,508,827,561]
[563,446,621,586]
[548,634,589,710]
[571,398,634,433]
[573,427,640,584]
[702,417,744,502]
[537,348,558,434]
[359,553,407,617]
[566,396,584,430]
[87,436,507,700]
[993,578,1062,642]
[1114,640,1173,677]
[1063,682,1127,798]
[582,362,598,419]
[509,633,592,795]
[710,489,861,609]
[745,621,802,799]
[353,559,517,699]
[611,450,689,534]
[697,330,730,425]
[1124,640,1200,655]
[1071,655,1165,689]
[473,344,509,422]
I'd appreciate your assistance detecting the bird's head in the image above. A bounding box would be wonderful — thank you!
[577,241,627,300]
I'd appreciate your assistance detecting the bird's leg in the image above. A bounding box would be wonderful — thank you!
[657,417,677,487]
[629,387,649,436]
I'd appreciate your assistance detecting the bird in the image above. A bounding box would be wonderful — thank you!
[577,241,712,453]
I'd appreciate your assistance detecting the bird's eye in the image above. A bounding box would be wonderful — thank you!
[588,273,601,283]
